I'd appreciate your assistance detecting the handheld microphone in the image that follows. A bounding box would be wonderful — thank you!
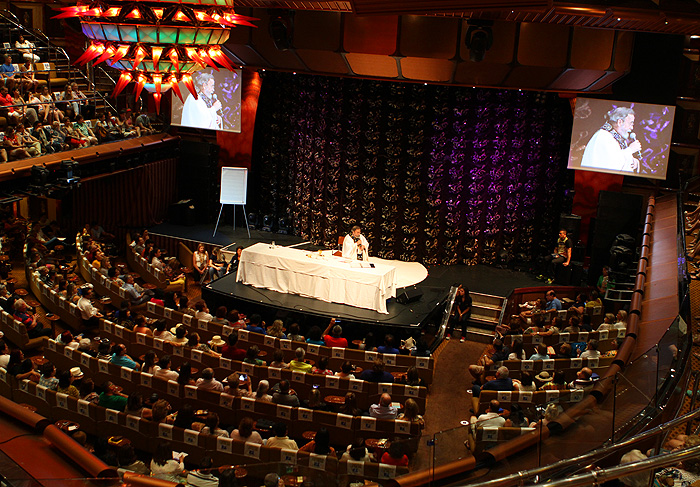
[629,132,643,160]
[212,93,223,127]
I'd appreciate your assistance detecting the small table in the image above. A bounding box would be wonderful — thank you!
[26,299,41,309]
[0,255,9,262]
[142,283,157,290]
[55,420,80,433]
[31,356,48,367]
[324,395,346,405]
[302,431,316,440]
[253,420,273,436]
[282,474,308,487]
[391,371,406,380]
[352,339,363,348]
[14,288,28,297]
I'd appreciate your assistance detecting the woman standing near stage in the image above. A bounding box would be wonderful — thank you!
[192,243,209,283]
[446,285,472,342]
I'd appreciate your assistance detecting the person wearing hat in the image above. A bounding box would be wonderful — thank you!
[540,370,568,390]
[77,338,96,356]
[195,368,224,392]
[169,325,188,345]
[208,335,225,351]
[535,370,554,384]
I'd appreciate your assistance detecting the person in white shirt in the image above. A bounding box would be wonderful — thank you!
[369,393,398,419]
[579,339,601,360]
[471,399,507,429]
[0,339,9,368]
[153,355,179,381]
[580,106,641,173]
[77,287,102,327]
[266,422,298,450]
[342,225,369,261]
[195,368,224,391]
[15,36,39,62]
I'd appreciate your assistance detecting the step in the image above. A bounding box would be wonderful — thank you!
[465,326,496,343]
[471,292,505,309]
[471,307,500,322]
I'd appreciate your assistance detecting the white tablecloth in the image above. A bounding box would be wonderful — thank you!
[236,243,397,313]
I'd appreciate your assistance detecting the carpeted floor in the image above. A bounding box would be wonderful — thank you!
[411,337,485,471]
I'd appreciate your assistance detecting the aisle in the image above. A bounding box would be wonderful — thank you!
[412,338,484,471]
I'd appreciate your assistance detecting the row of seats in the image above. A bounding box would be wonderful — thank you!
[1,372,408,480]
[42,337,423,447]
[94,322,428,412]
[475,389,587,415]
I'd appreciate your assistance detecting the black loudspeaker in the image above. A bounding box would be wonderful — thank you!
[397,287,423,305]
[559,213,582,242]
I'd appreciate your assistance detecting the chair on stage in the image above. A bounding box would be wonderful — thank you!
[334,236,345,257]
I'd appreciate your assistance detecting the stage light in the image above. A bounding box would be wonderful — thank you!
[262,215,274,232]
[465,21,493,63]
[277,216,289,234]
[247,212,258,229]
[268,9,294,51]
[31,165,49,186]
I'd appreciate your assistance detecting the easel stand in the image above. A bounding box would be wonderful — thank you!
[213,204,250,238]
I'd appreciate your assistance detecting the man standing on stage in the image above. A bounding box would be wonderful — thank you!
[342,225,369,261]
[580,106,642,173]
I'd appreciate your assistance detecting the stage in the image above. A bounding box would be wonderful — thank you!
[153,223,543,337]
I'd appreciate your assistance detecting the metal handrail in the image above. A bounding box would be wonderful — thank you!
[536,444,700,487]
[462,406,700,487]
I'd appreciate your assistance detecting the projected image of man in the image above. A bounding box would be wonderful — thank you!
[580,106,642,173]
[181,72,222,130]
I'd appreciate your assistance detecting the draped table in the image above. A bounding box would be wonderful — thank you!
[236,243,396,314]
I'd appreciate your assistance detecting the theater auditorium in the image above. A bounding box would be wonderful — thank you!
[0,1,697,486]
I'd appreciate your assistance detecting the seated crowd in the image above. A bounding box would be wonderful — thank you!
[0,222,436,478]
[0,74,155,162]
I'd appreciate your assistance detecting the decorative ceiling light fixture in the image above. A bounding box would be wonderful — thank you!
[54,0,257,113]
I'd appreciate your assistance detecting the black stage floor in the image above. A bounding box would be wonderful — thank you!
[153,223,543,331]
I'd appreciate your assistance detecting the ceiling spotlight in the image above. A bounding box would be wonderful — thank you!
[465,21,494,63]
[268,9,295,51]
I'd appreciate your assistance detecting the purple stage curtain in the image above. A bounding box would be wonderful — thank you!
[252,73,571,265]
[71,158,178,243]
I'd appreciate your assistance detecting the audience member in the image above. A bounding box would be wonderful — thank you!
[272,380,300,407]
[369,393,398,419]
[359,358,394,383]
[289,347,312,372]
[322,318,347,347]
[196,368,224,391]
[266,422,298,450]
[229,416,263,444]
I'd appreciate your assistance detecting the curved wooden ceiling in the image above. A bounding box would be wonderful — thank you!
[226,1,695,92]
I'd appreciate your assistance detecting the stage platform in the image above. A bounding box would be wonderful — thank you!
[157,223,545,338]
[149,223,544,297]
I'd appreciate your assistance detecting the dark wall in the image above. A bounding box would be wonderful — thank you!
[250,73,573,265]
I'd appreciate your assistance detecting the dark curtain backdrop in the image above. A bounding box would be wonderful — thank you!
[252,73,572,265]
[71,158,179,242]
